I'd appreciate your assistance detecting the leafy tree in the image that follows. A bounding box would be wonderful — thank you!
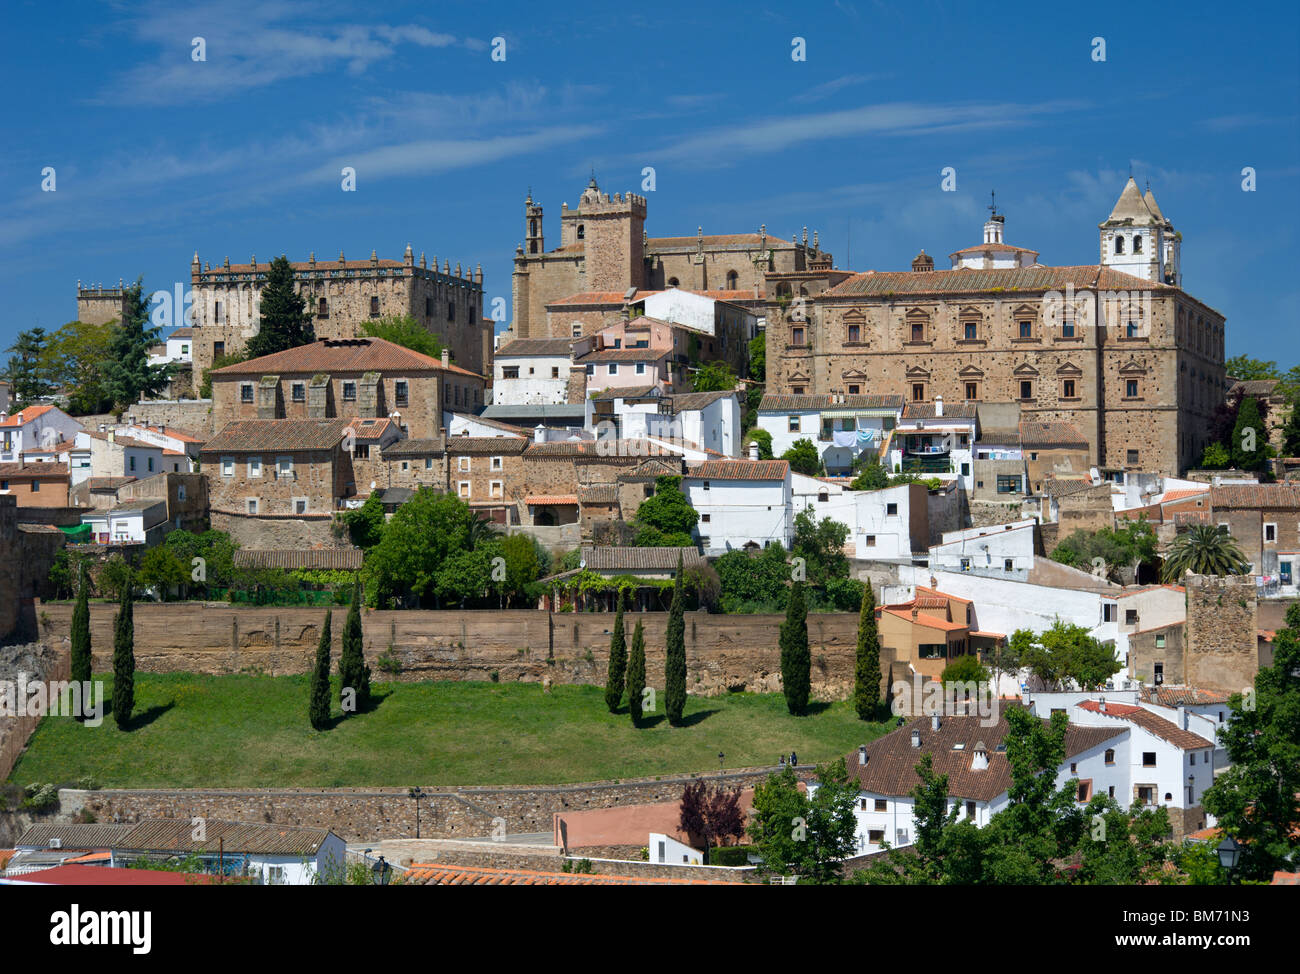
[849,461,890,491]
[198,349,249,398]
[70,563,92,719]
[1050,519,1159,582]
[495,532,542,607]
[163,529,238,592]
[715,543,789,612]
[781,438,821,476]
[338,493,385,551]
[1014,621,1121,690]
[361,314,443,359]
[1202,602,1300,881]
[780,580,810,715]
[854,581,881,719]
[1281,400,1300,458]
[1199,441,1230,469]
[941,653,989,687]
[1161,524,1249,582]
[1230,395,1273,471]
[435,548,492,605]
[339,582,370,713]
[3,327,56,405]
[44,319,117,414]
[1075,799,1174,885]
[97,555,133,602]
[309,610,333,730]
[244,256,315,359]
[604,591,627,712]
[627,619,647,726]
[791,507,851,589]
[747,334,765,383]
[749,760,858,883]
[634,476,699,545]
[111,570,135,730]
[138,545,188,600]
[102,278,172,409]
[633,525,696,548]
[367,489,480,607]
[664,555,687,726]
[746,428,773,460]
[691,361,736,393]
[1225,355,1279,381]
[678,780,746,859]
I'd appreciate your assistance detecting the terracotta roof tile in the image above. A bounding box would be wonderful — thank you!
[687,459,789,481]
[0,461,68,478]
[581,545,705,572]
[1076,700,1214,749]
[1018,420,1089,449]
[405,862,742,886]
[824,265,1170,298]
[1210,484,1300,509]
[210,337,483,379]
[446,436,529,454]
[201,419,351,453]
[232,548,363,570]
[524,494,579,505]
[758,393,904,411]
[0,404,56,427]
[496,338,574,357]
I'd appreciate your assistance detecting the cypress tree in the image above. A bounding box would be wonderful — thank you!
[854,581,881,720]
[110,568,135,730]
[339,581,369,713]
[70,562,92,721]
[627,620,646,726]
[245,255,315,359]
[780,580,810,715]
[1231,396,1270,471]
[604,590,628,712]
[665,553,687,726]
[310,610,333,730]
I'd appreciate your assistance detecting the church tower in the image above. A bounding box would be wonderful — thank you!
[1100,177,1180,286]
[525,192,544,255]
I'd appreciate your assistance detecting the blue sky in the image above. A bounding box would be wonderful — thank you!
[2,0,1298,367]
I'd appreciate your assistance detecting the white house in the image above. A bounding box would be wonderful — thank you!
[928,521,1039,580]
[681,458,791,555]
[593,389,741,457]
[114,425,202,472]
[889,398,977,489]
[444,410,530,439]
[641,287,758,341]
[756,393,904,476]
[80,499,168,545]
[492,337,574,405]
[648,832,704,866]
[811,713,1126,857]
[109,819,348,886]
[148,327,195,365]
[83,430,167,480]
[0,404,84,464]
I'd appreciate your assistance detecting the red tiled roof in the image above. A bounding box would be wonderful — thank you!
[0,404,56,427]
[1210,483,1300,510]
[1138,685,1231,707]
[405,862,743,886]
[688,459,789,481]
[648,232,792,250]
[1076,700,1214,749]
[1159,488,1210,504]
[1272,871,1300,886]
[524,494,579,505]
[445,436,529,454]
[547,291,633,306]
[16,863,215,885]
[0,461,68,478]
[825,264,1173,298]
[202,419,351,453]
[210,337,483,379]
[1018,420,1088,449]
[949,242,1039,256]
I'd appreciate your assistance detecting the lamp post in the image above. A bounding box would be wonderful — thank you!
[409,786,425,839]
[717,751,725,777]
[1187,773,1195,807]
[1216,834,1241,881]
[371,855,392,886]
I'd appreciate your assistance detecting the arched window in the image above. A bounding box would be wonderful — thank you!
[529,241,538,253]
[726,270,739,290]
[529,219,537,236]
[1133,235,1143,254]
[577,224,585,240]
[668,277,679,287]
[369,296,379,317]
[1115,236,1125,255]
[817,490,829,503]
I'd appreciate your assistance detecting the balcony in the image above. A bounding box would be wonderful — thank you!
[902,455,953,474]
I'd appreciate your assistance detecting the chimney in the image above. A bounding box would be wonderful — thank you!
[931,714,941,731]
[534,424,546,444]
[934,395,944,417]
[441,349,450,368]
[749,441,759,461]
[910,729,921,748]
[858,745,867,766]
[1099,697,1107,713]
[971,741,989,771]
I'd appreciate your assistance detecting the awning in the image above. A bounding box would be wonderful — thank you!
[57,523,92,542]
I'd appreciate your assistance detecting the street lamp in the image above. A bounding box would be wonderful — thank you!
[1216,834,1241,877]
[717,751,725,776]
[409,786,425,839]
[371,855,392,886]
[1187,773,1195,806]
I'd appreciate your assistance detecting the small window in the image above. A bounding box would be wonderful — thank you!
[276,457,293,477]
[342,381,357,401]
[847,323,861,343]
[910,322,924,343]
[502,366,520,379]
[965,382,978,400]
[424,458,433,470]
[573,324,583,339]
[248,457,262,478]
[1126,379,1139,398]
[1126,321,1138,338]
[1155,634,1166,648]
[1062,379,1076,399]
[491,456,503,471]
[702,481,710,491]
[370,296,380,317]
[864,535,876,546]
[701,513,711,523]
[1126,449,1139,465]
[1062,319,1075,338]
[788,417,800,433]
[147,457,154,472]
[1142,752,1157,768]
[996,475,1021,494]
[1019,380,1033,400]
[1019,320,1032,339]
[552,367,560,379]
[447,302,455,322]
[291,382,305,402]
[247,498,259,514]
[240,383,254,403]
[1125,609,1138,625]
[608,364,617,375]
[874,799,887,812]
[295,499,307,515]
[912,383,925,402]
[1004,558,1014,572]
[459,457,471,472]
[848,384,860,395]
[221,457,234,477]
[31,479,40,492]
[177,484,186,501]
[964,322,977,340]
[886,502,898,516]
[636,362,646,375]
[1264,523,1276,542]
[318,298,329,318]
[129,456,136,472]
[1104,748,1115,765]
[791,326,805,345]
[490,481,503,499]
[395,381,409,406]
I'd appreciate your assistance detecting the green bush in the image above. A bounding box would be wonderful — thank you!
[707,845,754,867]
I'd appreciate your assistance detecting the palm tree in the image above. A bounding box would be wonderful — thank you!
[467,512,499,548]
[1161,524,1250,582]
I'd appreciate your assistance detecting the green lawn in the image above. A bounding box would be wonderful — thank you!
[9,674,893,788]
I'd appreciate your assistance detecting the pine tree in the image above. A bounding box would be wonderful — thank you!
[780,580,810,715]
[70,561,92,721]
[339,581,370,713]
[245,255,315,359]
[627,620,647,726]
[1231,396,1272,471]
[110,568,135,730]
[604,590,628,712]
[102,277,171,409]
[854,581,881,720]
[665,554,687,726]
[310,610,333,730]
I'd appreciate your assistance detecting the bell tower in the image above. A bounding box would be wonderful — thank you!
[1100,176,1179,286]
[525,191,544,255]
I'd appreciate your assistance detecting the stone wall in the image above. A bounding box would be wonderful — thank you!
[1,498,67,640]
[1183,574,1260,693]
[210,511,347,549]
[126,399,215,436]
[36,602,884,698]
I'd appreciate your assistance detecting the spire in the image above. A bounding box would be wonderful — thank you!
[1142,185,1166,223]
[1105,176,1156,225]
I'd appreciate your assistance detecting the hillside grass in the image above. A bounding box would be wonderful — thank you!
[9,673,893,788]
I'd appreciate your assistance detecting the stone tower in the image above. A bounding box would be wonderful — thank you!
[1100,177,1180,286]
[76,279,130,325]
[559,177,647,292]
[525,192,544,255]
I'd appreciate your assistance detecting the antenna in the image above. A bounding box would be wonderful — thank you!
[988,190,997,217]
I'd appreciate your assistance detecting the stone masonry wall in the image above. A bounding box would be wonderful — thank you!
[1183,574,1259,693]
[37,602,883,699]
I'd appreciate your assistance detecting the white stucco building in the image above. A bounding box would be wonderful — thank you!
[492,337,573,405]
[681,458,791,555]
[756,393,904,476]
